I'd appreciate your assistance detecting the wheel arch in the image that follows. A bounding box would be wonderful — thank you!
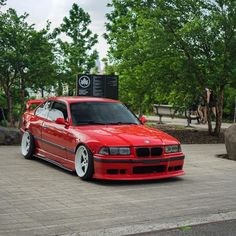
[74,142,95,180]
[74,141,100,156]
[21,130,35,159]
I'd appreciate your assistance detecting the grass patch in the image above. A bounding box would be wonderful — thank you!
[179,225,192,231]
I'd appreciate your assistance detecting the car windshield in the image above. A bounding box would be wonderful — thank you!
[70,102,140,126]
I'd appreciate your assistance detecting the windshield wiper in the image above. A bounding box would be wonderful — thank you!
[107,122,138,125]
[77,121,107,125]
[77,121,138,126]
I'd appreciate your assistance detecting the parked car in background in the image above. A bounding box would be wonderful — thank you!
[21,96,185,180]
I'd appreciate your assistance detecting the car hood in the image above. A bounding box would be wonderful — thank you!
[74,125,179,147]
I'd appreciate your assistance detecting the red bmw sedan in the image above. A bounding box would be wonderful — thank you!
[21,97,185,180]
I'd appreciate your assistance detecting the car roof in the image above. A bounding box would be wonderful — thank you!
[47,96,120,104]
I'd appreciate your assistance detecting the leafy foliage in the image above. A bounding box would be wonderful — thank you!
[0,2,98,125]
[0,7,56,125]
[53,3,98,95]
[0,0,6,7]
[105,0,236,134]
[224,86,236,119]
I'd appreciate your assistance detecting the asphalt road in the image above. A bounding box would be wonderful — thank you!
[0,144,236,236]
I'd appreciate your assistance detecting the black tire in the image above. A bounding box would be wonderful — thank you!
[21,131,35,159]
[75,145,94,180]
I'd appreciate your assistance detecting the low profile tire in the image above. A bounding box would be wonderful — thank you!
[21,131,35,159]
[75,145,94,180]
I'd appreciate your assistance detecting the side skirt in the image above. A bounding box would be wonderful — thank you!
[34,154,74,172]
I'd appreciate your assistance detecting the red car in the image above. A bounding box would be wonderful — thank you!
[21,97,185,180]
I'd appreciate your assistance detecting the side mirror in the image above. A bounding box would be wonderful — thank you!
[55,117,68,126]
[139,115,147,124]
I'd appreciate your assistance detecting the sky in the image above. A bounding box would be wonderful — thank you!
[2,0,112,60]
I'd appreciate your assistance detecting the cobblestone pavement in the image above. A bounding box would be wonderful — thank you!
[0,144,236,236]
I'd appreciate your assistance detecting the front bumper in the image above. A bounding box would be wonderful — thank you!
[93,155,185,180]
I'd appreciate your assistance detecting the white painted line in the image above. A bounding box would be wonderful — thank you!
[73,211,236,236]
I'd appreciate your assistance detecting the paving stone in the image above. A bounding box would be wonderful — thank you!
[0,144,235,235]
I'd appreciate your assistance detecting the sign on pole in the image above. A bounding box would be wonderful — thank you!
[76,74,118,100]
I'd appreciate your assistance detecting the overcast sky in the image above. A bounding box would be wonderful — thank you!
[3,0,111,59]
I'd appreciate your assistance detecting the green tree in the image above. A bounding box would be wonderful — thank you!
[0,0,6,7]
[54,3,98,95]
[105,1,158,114]
[101,58,116,75]
[22,24,57,99]
[106,0,236,135]
[224,86,236,120]
[0,7,56,125]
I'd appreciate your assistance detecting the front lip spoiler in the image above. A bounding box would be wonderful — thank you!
[94,155,185,164]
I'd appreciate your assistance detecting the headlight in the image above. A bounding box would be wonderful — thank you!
[165,145,181,153]
[99,147,131,155]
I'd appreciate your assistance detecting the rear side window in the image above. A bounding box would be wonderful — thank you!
[35,101,52,119]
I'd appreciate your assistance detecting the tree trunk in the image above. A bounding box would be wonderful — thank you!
[207,105,213,135]
[41,88,44,97]
[57,79,63,96]
[6,89,14,127]
[19,78,25,120]
[214,86,224,136]
[68,84,74,96]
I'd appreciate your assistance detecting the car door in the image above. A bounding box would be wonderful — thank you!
[29,100,53,152]
[41,101,72,165]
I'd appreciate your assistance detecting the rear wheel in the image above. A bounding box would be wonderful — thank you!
[75,145,94,180]
[21,131,35,159]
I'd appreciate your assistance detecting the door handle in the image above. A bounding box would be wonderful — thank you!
[42,123,48,129]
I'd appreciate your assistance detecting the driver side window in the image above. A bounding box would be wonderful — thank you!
[48,109,64,121]
[48,102,68,122]
[35,101,52,119]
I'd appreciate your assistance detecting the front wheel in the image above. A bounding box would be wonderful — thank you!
[75,145,94,180]
[21,131,35,159]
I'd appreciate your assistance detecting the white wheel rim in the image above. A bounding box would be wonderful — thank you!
[75,146,89,177]
[21,132,30,156]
